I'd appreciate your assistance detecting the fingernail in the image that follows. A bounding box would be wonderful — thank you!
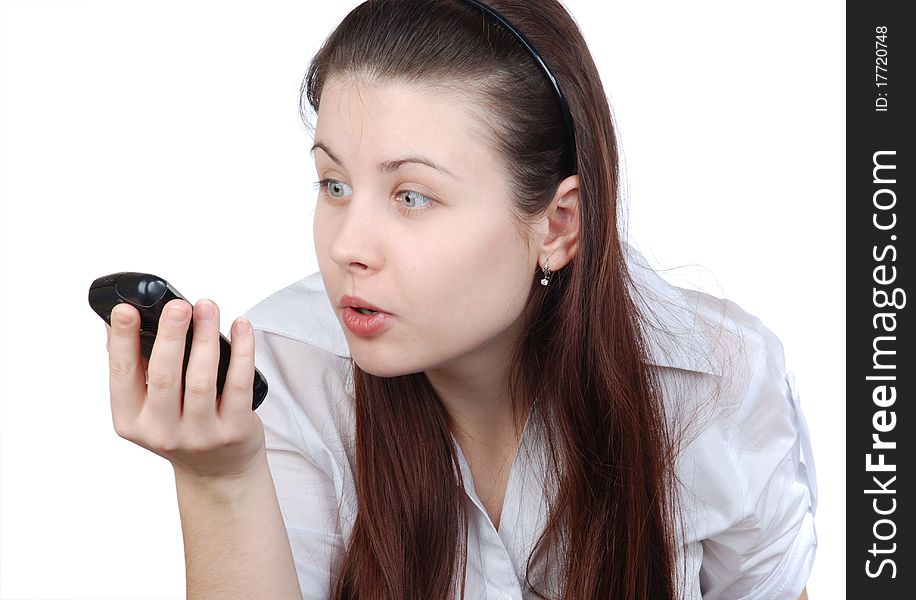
[196,299,215,320]
[234,317,250,337]
[168,306,188,323]
[113,306,132,326]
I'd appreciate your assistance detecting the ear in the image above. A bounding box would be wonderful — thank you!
[537,174,580,271]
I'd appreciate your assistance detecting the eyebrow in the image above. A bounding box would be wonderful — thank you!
[310,141,461,181]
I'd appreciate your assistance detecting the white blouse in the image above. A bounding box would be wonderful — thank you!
[243,243,818,600]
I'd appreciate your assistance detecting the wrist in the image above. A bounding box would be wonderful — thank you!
[172,450,272,506]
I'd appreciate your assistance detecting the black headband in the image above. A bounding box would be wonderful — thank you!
[456,0,578,176]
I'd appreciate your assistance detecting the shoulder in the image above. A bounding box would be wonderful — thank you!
[627,246,795,468]
[659,282,801,520]
[625,243,809,513]
[624,241,780,384]
[242,273,360,589]
[243,270,351,359]
[243,271,354,427]
[242,272,358,516]
[629,251,818,598]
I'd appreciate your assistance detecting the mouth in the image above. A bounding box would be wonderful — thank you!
[341,304,393,336]
[339,294,389,315]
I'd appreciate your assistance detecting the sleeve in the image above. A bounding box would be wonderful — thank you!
[698,325,818,600]
[252,328,349,600]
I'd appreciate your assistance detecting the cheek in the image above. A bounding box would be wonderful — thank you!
[313,203,331,248]
[410,223,531,333]
[344,230,532,376]
[313,205,341,271]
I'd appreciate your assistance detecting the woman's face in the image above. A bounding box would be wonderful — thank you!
[312,76,539,378]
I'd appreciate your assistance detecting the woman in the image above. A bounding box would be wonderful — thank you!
[104,1,817,598]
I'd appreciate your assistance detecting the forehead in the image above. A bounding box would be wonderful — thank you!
[314,76,495,172]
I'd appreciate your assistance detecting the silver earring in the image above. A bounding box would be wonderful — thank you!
[540,262,551,286]
[540,251,558,286]
[541,258,553,285]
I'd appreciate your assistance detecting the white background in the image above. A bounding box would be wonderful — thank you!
[0,1,844,598]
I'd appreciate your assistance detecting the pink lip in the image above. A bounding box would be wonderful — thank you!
[341,306,393,336]
[339,294,389,314]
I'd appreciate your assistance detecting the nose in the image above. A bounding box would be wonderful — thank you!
[324,192,381,274]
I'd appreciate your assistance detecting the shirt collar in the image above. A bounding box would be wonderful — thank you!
[245,242,721,377]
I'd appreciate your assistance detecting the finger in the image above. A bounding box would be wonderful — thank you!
[145,298,191,423]
[219,316,255,419]
[107,303,145,424]
[181,299,221,425]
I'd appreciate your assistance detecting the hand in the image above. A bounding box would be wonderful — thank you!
[105,298,266,481]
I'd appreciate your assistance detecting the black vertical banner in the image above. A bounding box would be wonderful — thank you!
[848,2,913,597]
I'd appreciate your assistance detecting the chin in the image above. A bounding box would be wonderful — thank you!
[351,353,424,379]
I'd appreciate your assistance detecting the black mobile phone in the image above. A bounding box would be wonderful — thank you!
[88,272,268,411]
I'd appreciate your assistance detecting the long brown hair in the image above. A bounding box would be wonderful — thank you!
[301,1,693,597]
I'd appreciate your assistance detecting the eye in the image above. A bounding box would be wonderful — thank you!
[396,190,434,213]
[313,178,352,199]
[313,179,436,217]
